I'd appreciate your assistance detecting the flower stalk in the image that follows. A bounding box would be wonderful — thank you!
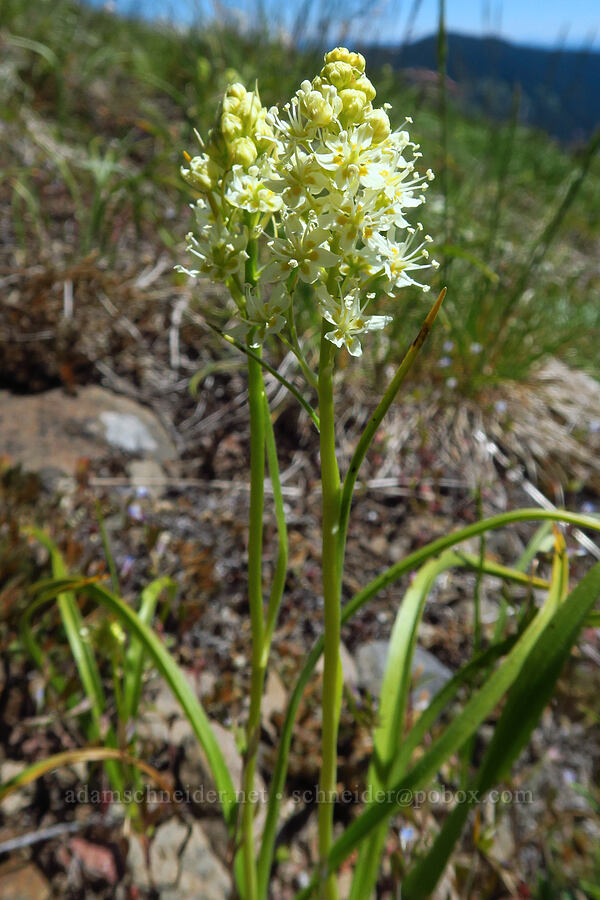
[177,47,439,899]
[317,323,342,900]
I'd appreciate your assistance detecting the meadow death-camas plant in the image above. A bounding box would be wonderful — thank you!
[175,48,447,899]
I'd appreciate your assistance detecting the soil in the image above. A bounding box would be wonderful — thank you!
[0,252,599,899]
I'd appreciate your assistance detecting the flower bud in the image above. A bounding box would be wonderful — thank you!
[221,112,243,140]
[321,61,356,90]
[181,153,220,191]
[222,83,246,116]
[353,74,376,101]
[253,114,275,152]
[222,96,239,117]
[226,82,247,102]
[366,107,391,142]
[339,88,369,123]
[229,136,257,168]
[239,92,263,129]
[205,126,228,164]
[299,89,335,126]
[324,47,366,73]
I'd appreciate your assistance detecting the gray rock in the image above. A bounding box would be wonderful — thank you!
[0,862,51,900]
[127,459,168,498]
[151,819,186,885]
[127,833,151,891]
[151,819,231,899]
[136,671,214,744]
[0,760,33,814]
[355,640,389,698]
[356,640,453,705]
[99,411,157,454]
[261,669,287,740]
[0,385,176,477]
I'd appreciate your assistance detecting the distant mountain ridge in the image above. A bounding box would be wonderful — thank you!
[366,33,600,142]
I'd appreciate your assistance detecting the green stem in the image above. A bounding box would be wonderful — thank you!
[262,395,289,660]
[239,212,271,900]
[317,323,341,900]
[241,346,266,900]
[245,213,260,286]
[286,300,318,390]
[437,0,449,284]
[227,274,246,310]
[256,396,289,900]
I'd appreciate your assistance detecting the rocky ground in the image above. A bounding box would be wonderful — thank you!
[1,260,600,899]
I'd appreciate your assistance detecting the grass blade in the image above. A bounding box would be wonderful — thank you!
[351,552,456,900]
[27,531,125,793]
[29,577,238,830]
[29,531,108,733]
[0,748,176,805]
[206,319,320,431]
[298,558,600,896]
[20,592,67,696]
[338,289,446,564]
[263,511,584,895]
[96,502,120,595]
[264,511,598,890]
[349,548,549,899]
[123,576,176,721]
[402,550,599,899]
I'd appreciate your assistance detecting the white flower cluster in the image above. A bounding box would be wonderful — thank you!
[178,47,436,357]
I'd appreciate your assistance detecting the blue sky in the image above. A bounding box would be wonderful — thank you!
[91,0,600,50]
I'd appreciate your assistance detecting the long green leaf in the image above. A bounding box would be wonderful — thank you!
[30,531,106,728]
[29,531,124,792]
[261,392,289,657]
[514,520,553,573]
[351,553,456,900]
[96,502,120,595]
[4,33,60,68]
[123,577,176,721]
[399,634,518,767]
[400,538,566,897]
[338,289,446,567]
[297,559,600,897]
[20,591,66,696]
[29,577,238,830]
[342,510,597,625]
[439,244,499,282]
[349,548,549,899]
[262,510,599,893]
[402,554,600,899]
[262,507,591,895]
[0,748,175,805]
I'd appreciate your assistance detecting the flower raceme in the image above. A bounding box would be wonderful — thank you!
[178,47,437,356]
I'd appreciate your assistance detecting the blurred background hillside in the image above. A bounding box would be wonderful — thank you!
[2,0,599,384]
